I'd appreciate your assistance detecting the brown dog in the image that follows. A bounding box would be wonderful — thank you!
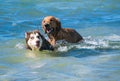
[42,16,83,46]
[25,30,54,51]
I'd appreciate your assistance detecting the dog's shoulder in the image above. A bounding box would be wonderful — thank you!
[40,35,54,51]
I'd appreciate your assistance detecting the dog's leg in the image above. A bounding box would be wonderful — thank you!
[48,39,56,47]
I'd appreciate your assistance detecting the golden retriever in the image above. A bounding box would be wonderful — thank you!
[42,16,83,46]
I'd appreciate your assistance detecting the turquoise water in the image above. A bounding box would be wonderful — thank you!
[0,0,120,81]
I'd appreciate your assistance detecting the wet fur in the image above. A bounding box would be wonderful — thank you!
[42,16,83,46]
[25,30,54,51]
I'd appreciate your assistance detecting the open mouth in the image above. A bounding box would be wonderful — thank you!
[46,28,53,34]
[36,44,40,48]
[36,41,40,48]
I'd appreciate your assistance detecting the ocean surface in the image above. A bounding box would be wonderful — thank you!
[0,0,120,81]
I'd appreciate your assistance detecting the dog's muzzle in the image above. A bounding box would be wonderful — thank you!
[44,23,53,34]
[36,40,40,47]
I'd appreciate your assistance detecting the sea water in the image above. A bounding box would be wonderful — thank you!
[0,0,120,81]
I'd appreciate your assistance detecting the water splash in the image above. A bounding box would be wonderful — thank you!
[103,34,120,41]
[57,34,120,52]
[57,46,69,52]
[15,43,25,49]
[14,34,120,52]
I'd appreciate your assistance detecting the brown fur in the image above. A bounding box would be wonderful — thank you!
[25,30,54,51]
[42,16,83,46]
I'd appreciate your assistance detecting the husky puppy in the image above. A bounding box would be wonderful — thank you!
[25,30,54,51]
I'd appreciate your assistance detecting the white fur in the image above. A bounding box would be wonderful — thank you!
[27,33,43,50]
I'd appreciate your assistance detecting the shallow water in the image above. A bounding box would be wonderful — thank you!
[0,0,120,81]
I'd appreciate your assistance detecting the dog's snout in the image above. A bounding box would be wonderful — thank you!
[44,23,50,28]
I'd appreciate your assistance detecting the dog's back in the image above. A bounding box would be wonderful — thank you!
[57,28,83,43]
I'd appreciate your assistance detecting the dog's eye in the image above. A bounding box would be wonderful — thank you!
[43,20,45,23]
[30,37,34,39]
[37,36,40,39]
[50,19,53,21]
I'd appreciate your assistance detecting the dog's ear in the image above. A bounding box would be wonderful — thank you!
[41,18,45,28]
[25,32,32,50]
[25,32,30,39]
[25,32,28,38]
[55,18,61,31]
[34,30,40,33]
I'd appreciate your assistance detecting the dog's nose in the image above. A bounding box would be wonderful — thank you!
[44,23,50,28]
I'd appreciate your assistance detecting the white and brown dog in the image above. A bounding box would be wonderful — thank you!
[25,30,54,51]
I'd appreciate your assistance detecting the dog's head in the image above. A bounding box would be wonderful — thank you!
[25,30,43,51]
[42,16,61,35]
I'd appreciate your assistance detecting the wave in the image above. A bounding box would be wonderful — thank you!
[57,34,120,52]
[15,34,120,52]
[11,18,41,27]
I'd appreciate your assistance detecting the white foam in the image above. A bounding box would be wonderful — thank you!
[104,34,120,41]
[29,63,46,69]
[56,34,120,51]
[14,34,120,52]
[84,36,109,48]
[75,45,96,49]
[112,46,120,49]
[57,46,69,52]
[15,43,25,49]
